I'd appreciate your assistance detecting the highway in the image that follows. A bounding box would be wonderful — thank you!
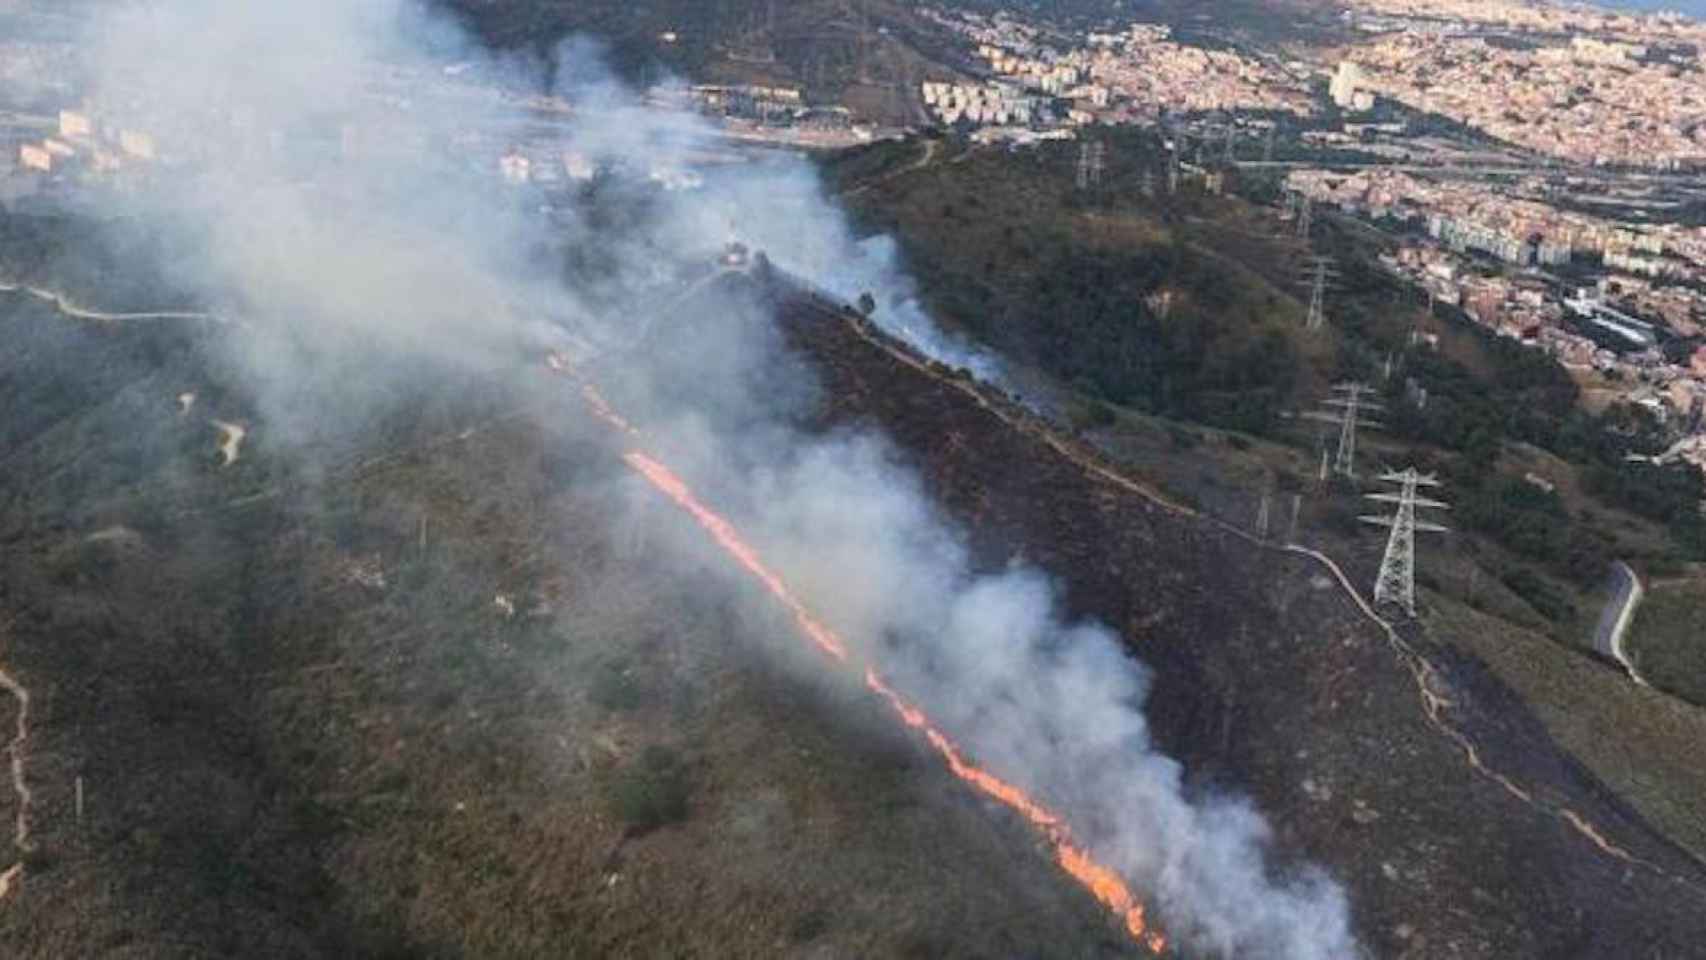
[1592,561,1649,686]
[1234,159,1706,187]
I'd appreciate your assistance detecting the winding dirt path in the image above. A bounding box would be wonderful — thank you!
[824,302,1706,894]
[0,626,32,905]
[842,138,947,199]
[0,279,213,324]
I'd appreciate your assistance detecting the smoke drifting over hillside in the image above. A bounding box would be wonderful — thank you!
[71,1,1357,955]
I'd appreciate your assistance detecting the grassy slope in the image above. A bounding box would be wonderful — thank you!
[1629,576,1706,707]
[1427,595,1706,864]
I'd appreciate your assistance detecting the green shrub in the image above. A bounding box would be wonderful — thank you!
[607,745,690,834]
[587,661,644,711]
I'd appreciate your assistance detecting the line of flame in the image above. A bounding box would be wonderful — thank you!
[621,447,1164,953]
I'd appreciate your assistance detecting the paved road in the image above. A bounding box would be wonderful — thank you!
[1234,159,1706,187]
[1593,561,1649,686]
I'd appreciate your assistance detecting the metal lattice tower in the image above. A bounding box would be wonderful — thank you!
[1298,256,1339,333]
[1306,264,1327,332]
[1296,198,1313,240]
[1303,383,1384,479]
[1360,469,1450,616]
[1167,148,1181,194]
[1223,123,1236,164]
[1076,140,1106,190]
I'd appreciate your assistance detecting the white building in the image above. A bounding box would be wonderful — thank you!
[1330,61,1365,110]
[58,109,91,140]
[19,143,51,172]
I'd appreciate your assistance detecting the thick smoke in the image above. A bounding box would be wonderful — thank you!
[70,1,1356,956]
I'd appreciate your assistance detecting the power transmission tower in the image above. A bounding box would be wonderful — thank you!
[1303,383,1384,479]
[1297,255,1339,333]
[1288,493,1303,544]
[1256,485,1272,540]
[1296,197,1314,240]
[1223,123,1236,164]
[1167,147,1181,194]
[1077,141,1105,190]
[1360,469,1450,616]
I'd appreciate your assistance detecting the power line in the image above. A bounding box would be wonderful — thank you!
[1360,468,1450,616]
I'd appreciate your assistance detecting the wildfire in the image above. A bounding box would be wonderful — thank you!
[621,449,1164,953]
[554,356,1165,952]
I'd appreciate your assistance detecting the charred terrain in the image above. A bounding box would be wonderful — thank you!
[777,290,1706,958]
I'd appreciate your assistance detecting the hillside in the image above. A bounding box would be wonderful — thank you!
[777,288,1706,958]
[0,256,1154,957]
[5,181,1706,956]
[433,0,960,123]
[824,132,1706,637]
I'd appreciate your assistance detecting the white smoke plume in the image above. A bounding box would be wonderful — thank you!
[66,1,1358,956]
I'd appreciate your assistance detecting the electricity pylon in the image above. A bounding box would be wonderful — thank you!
[1076,140,1105,190]
[1296,198,1313,240]
[1303,383,1384,479]
[1359,469,1450,616]
[1297,256,1339,333]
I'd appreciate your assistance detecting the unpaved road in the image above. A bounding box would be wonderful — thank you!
[0,279,213,324]
[0,645,31,904]
[1592,560,1648,685]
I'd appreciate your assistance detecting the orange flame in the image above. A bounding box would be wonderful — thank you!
[621,448,1164,952]
[625,452,849,663]
[552,356,1163,951]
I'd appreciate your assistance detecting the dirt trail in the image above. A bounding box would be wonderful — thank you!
[0,627,32,905]
[843,138,947,198]
[824,302,1706,894]
[0,279,212,324]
